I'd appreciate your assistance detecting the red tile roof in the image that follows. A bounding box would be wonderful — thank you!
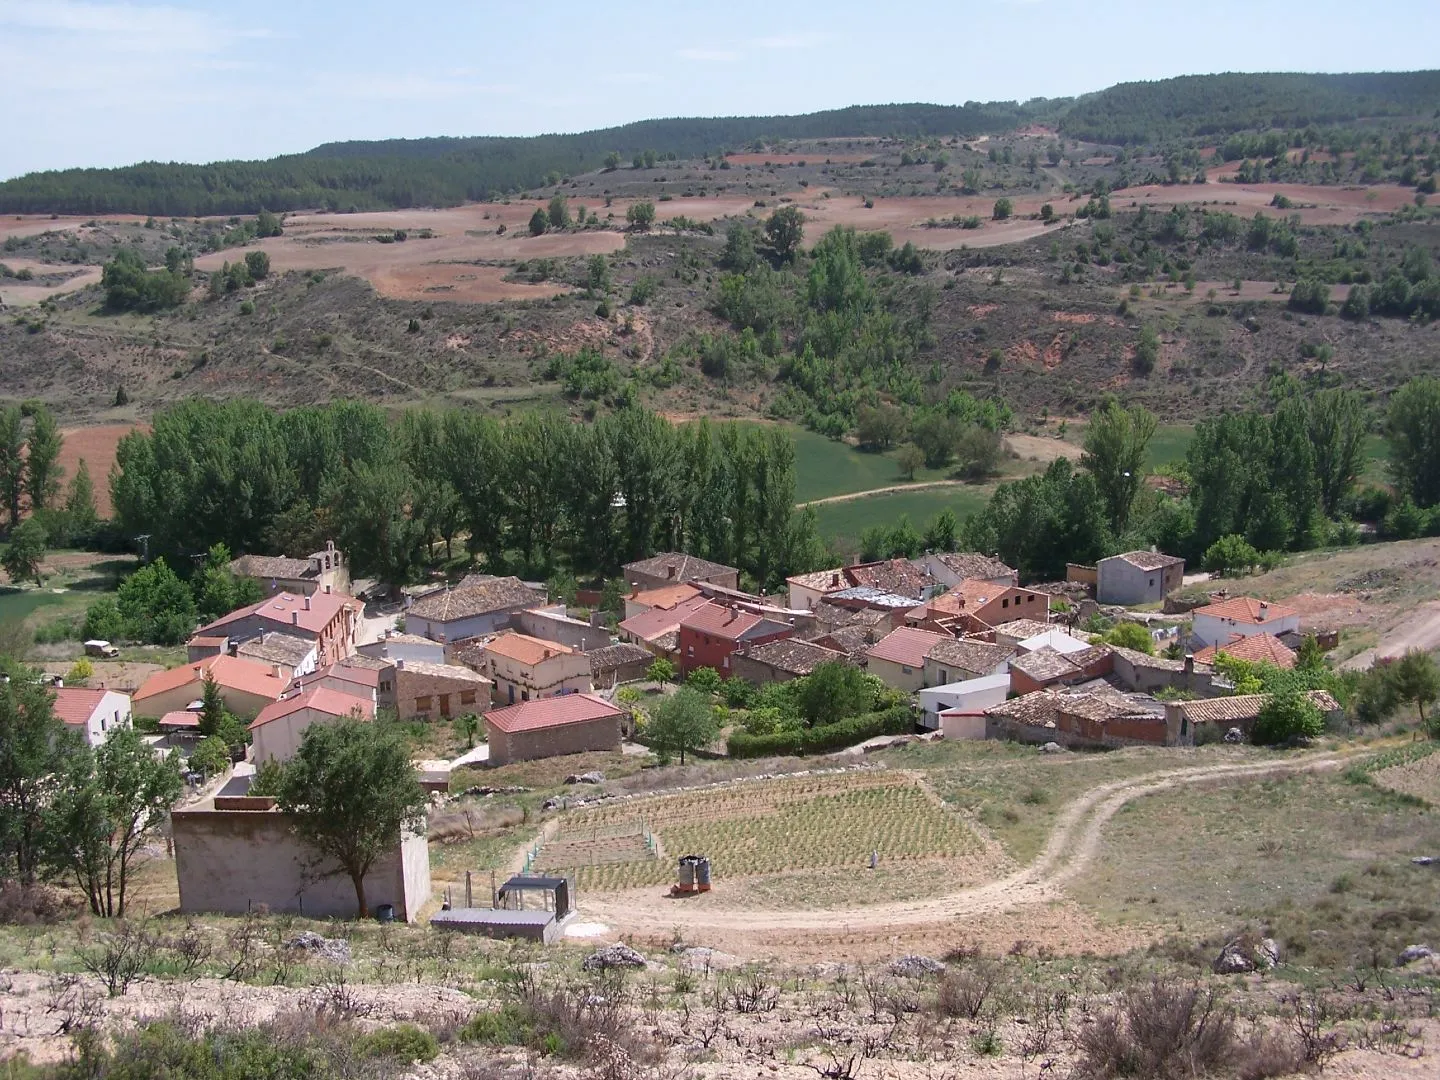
[157,710,201,729]
[866,627,949,668]
[1193,596,1299,624]
[249,686,374,730]
[134,655,287,704]
[629,583,703,611]
[291,663,381,692]
[483,631,576,666]
[679,602,765,641]
[1194,634,1298,669]
[619,594,711,643]
[52,688,109,727]
[484,692,622,734]
[198,590,353,637]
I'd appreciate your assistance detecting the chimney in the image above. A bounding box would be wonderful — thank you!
[54,677,63,689]
[831,572,840,587]
[272,664,283,680]
[1258,602,1269,620]
[1183,653,1195,690]
[396,659,405,670]
[324,584,332,595]
[291,612,300,625]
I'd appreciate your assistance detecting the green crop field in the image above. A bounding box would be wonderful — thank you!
[0,589,66,626]
[811,486,990,549]
[788,427,951,502]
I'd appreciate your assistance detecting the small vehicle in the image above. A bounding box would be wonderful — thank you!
[84,640,120,658]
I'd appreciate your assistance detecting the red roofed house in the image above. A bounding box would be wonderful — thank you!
[1194,634,1298,669]
[1190,597,1300,649]
[479,632,592,706]
[196,589,359,667]
[678,602,795,676]
[618,593,711,656]
[249,686,375,765]
[865,627,948,693]
[623,581,703,620]
[52,687,132,747]
[133,655,288,719]
[287,663,380,708]
[484,692,624,766]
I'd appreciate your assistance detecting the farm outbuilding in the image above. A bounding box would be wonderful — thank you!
[483,693,623,765]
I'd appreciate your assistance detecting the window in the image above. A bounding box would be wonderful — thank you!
[380,680,392,693]
[415,696,432,712]
[460,689,476,706]
[687,645,694,656]
[901,665,913,674]
[939,669,949,684]
[722,656,729,669]
[1002,598,1009,608]
[1026,594,1035,603]
[1149,578,1155,588]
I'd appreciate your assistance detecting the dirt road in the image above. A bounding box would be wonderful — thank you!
[797,480,968,508]
[579,753,1348,937]
[1341,601,1440,670]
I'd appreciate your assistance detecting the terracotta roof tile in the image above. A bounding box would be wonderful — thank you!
[1193,596,1299,624]
[198,590,354,637]
[623,552,738,584]
[619,595,711,643]
[930,552,1017,581]
[249,686,374,730]
[134,655,287,704]
[587,643,653,675]
[737,638,845,676]
[483,631,576,666]
[229,554,316,581]
[925,638,1014,675]
[844,559,936,600]
[1194,635,1298,669]
[484,692,622,734]
[866,627,948,668]
[406,577,542,623]
[679,602,765,640]
[1177,689,1338,725]
[52,688,110,727]
[629,583,702,611]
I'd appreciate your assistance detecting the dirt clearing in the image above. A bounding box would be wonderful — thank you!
[58,423,143,517]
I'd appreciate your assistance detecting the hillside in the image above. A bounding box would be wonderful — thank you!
[3,70,1438,215]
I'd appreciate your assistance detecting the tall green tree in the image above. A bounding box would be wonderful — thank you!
[547,194,570,230]
[1081,399,1156,535]
[0,664,79,885]
[645,687,719,765]
[1387,377,1440,507]
[274,720,429,917]
[793,662,875,727]
[116,558,197,645]
[961,458,1110,582]
[1307,388,1367,517]
[23,406,63,512]
[2,518,47,585]
[64,459,99,537]
[0,406,23,531]
[49,727,183,916]
[1390,649,1440,728]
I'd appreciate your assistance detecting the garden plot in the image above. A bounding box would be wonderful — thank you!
[549,771,983,896]
[1371,744,1440,805]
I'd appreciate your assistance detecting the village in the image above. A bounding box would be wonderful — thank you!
[21,536,1347,931]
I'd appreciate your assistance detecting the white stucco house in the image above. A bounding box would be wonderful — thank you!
[917,673,1012,730]
[1190,597,1301,649]
[52,687,132,747]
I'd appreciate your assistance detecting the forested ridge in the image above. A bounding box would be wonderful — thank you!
[4,71,1437,216]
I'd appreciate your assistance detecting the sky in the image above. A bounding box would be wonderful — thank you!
[3,0,1439,180]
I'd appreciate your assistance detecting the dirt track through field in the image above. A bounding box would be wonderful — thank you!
[1342,601,1440,670]
[797,480,968,507]
[579,753,1349,936]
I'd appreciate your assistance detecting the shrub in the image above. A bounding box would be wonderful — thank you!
[685,666,723,694]
[357,1024,438,1063]
[1202,534,1261,576]
[727,705,912,757]
[992,198,1014,220]
[1252,690,1325,746]
[1075,979,1236,1080]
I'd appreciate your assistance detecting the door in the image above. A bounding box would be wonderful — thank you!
[439,694,451,718]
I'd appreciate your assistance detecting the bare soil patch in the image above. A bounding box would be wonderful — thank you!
[58,423,144,517]
[1110,181,1416,225]
[725,152,871,166]
[1006,434,1081,463]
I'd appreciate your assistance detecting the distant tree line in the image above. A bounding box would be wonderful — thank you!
[0,103,1042,216]
[109,399,829,592]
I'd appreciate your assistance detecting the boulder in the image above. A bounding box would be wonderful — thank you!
[1040,742,1066,754]
[1212,936,1278,975]
[285,931,351,966]
[1412,856,1436,866]
[1398,945,1433,966]
[565,771,606,785]
[675,946,739,971]
[582,943,647,971]
[889,955,946,978]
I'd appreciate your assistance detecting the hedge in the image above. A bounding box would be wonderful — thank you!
[726,705,914,758]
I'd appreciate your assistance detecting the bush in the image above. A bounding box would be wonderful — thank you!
[727,705,912,757]
[1202,534,1261,576]
[1252,690,1325,746]
[357,1024,438,1063]
[1075,979,1236,1080]
[685,666,723,694]
[992,198,1013,220]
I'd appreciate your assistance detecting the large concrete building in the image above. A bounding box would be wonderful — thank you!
[1096,550,1186,606]
[483,693,624,766]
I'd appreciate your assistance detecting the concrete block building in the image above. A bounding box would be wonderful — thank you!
[483,693,624,765]
[1096,550,1186,606]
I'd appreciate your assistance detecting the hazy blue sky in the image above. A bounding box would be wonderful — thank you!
[3,0,1437,179]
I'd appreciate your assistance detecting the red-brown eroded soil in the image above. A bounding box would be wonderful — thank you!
[58,424,144,517]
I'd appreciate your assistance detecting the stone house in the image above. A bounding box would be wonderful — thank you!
[622,552,740,592]
[785,568,848,612]
[1165,689,1341,745]
[479,632,592,706]
[1096,550,1186,606]
[357,631,447,666]
[386,659,492,719]
[909,578,1049,633]
[196,588,358,668]
[1190,597,1301,649]
[233,631,320,680]
[404,576,544,643]
[248,686,374,765]
[730,638,848,684]
[922,638,1013,689]
[229,540,349,598]
[52,687,131,747]
[586,643,654,689]
[1008,644,1114,695]
[511,607,612,651]
[133,655,287,720]
[916,552,1019,589]
[483,693,624,766]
